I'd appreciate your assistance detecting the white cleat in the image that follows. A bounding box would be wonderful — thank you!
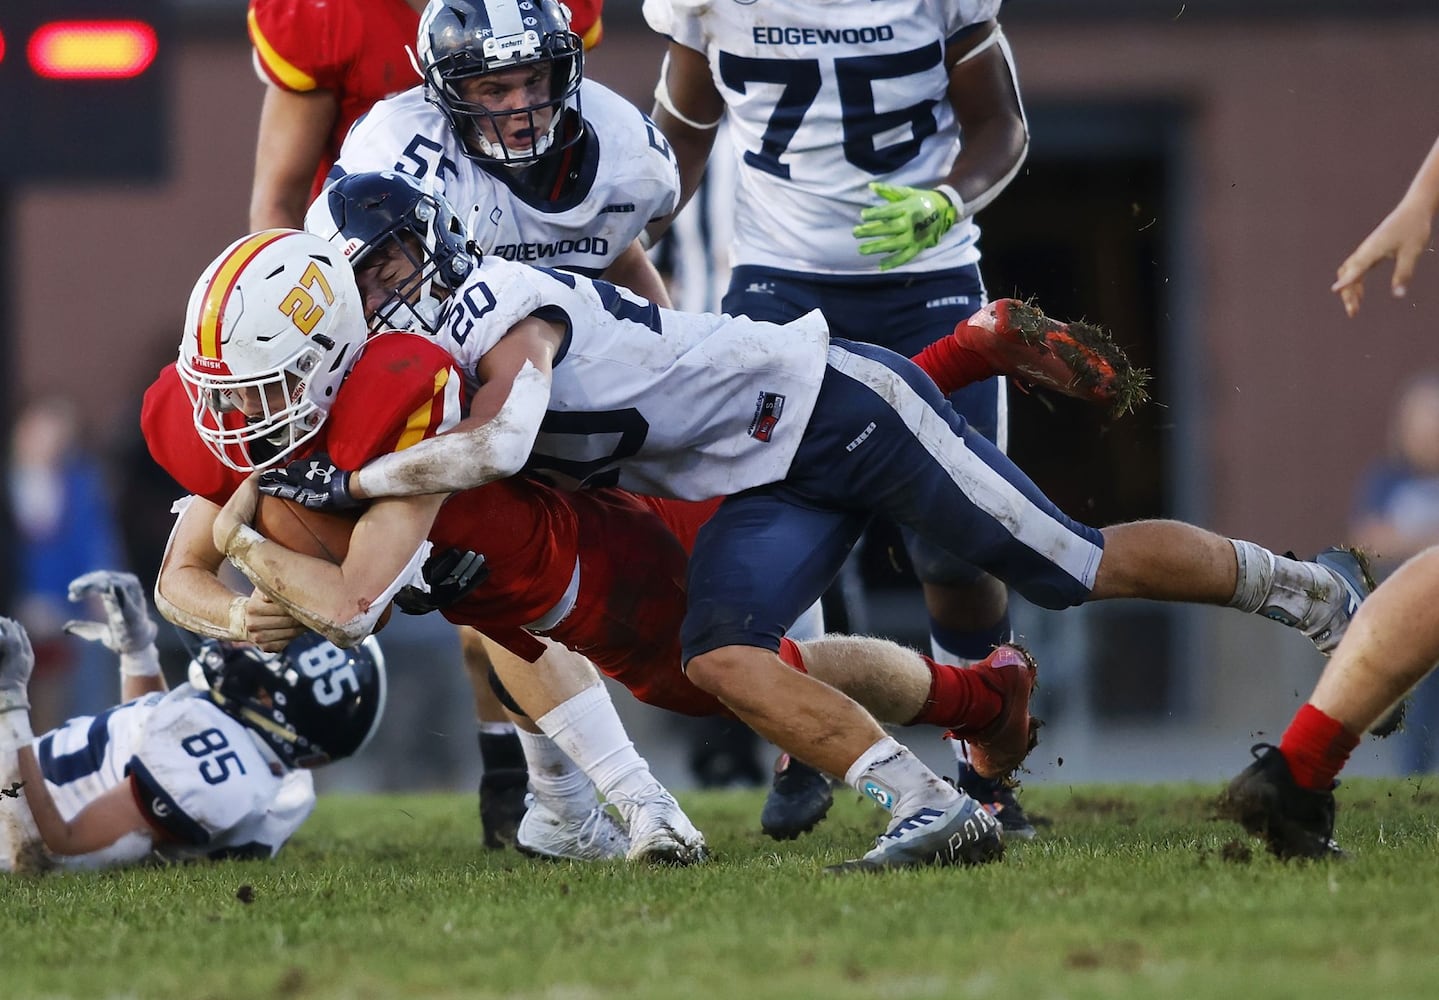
[515,798,629,862]
[612,784,709,865]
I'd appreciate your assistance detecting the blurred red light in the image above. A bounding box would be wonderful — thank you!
[29,20,157,80]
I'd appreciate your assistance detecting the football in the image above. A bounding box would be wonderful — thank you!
[252,495,392,632]
[253,494,357,563]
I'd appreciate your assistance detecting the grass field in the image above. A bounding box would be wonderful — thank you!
[5,779,1439,1000]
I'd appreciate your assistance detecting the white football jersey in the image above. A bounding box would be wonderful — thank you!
[335,80,681,276]
[433,255,831,500]
[648,0,1003,275]
[34,686,315,869]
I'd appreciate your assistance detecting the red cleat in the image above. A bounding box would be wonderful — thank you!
[953,299,1150,417]
[944,643,1041,781]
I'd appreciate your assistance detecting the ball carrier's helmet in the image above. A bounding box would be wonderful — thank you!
[305,170,476,335]
[416,0,584,165]
[188,633,388,769]
[177,230,367,472]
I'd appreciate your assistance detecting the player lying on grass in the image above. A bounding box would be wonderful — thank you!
[242,174,1371,873]
[0,571,384,872]
[145,230,704,864]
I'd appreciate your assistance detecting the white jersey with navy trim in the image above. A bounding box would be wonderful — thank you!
[34,686,315,869]
[647,0,1001,275]
[433,255,831,500]
[334,80,680,275]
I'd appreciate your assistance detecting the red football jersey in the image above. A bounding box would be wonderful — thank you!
[248,0,423,200]
[143,331,725,717]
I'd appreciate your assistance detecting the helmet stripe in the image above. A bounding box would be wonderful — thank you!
[196,230,291,361]
[396,368,452,451]
[246,8,317,91]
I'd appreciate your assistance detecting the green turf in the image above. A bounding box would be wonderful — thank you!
[5,779,1439,1000]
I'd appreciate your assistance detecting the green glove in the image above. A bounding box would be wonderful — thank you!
[852,181,960,271]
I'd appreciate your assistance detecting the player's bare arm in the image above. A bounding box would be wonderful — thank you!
[602,239,674,307]
[250,86,339,230]
[217,474,445,648]
[155,495,306,650]
[15,753,155,858]
[348,316,564,501]
[649,41,724,231]
[940,21,1028,218]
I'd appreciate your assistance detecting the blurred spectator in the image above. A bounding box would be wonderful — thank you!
[5,397,124,730]
[1351,372,1439,773]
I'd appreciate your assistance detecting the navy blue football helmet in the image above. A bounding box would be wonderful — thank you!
[305,170,475,335]
[189,633,387,769]
[416,0,584,165]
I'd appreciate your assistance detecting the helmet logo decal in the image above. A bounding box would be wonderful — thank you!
[196,230,290,360]
[278,260,337,335]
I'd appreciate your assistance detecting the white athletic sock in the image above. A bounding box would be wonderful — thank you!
[515,728,595,822]
[844,736,960,818]
[535,683,656,806]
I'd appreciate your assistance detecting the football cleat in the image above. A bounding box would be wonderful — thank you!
[954,762,1040,842]
[943,643,1041,781]
[826,793,1004,874]
[515,798,630,862]
[760,754,835,841]
[478,768,529,850]
[1302,547,1374,656]
[612,784,709,865]
[953,299,1150,417]
[1217,743,1346,861]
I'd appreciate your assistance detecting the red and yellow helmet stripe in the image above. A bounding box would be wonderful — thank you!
[193,230,293,363]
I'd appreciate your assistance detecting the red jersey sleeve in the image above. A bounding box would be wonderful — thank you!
[247,0,351,94]
[141,366,248,506]
[324,333,465,469]
[569,0,604,49]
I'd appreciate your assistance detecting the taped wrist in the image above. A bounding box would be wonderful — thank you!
[0,708,34,754]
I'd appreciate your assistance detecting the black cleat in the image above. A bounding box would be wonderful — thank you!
[1218,743,1346,860]
[479,768,529,850]
[954,760,1039,841]
[760,754,835,841]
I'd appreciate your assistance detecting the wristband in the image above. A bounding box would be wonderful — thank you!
[934,184,965,221]
[120,646,164,678]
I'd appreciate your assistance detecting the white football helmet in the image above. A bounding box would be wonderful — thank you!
[177,230,367,472]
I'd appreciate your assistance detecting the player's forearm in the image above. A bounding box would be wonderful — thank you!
[941,114,1028,220]
[602,241,673,307]
[224,531,390,647]
[1400,135,1439,216]
[943,24,1028,219]
[14,747,134,857]
[154,565,249,642]
[351,362,549,499]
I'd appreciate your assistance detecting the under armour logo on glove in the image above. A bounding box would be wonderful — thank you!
[304,461,335,485]
[258,452,363,512]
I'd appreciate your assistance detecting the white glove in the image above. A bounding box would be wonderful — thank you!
[0,617,35,713]
[64,571,159,655]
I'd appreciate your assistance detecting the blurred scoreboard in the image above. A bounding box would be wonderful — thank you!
[0,1,174,181]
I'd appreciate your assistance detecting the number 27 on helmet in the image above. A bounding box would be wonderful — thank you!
[177,229,368,473]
